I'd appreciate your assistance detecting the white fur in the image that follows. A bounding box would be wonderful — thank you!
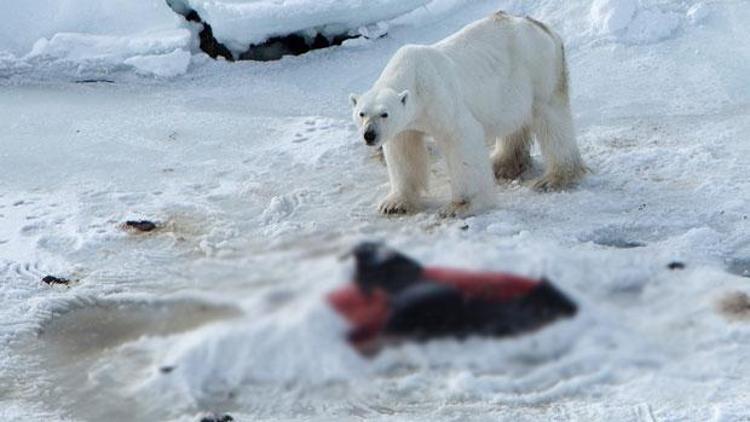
[351,12,587,217]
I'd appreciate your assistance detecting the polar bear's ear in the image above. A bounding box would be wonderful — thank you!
[349,93,359,107]
[399,90,409,105]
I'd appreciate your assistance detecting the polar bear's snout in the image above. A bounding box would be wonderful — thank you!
[363,126,378,145]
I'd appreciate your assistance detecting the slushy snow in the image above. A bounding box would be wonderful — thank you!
[1,0,750,421]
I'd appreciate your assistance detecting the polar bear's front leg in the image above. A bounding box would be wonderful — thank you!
[378,130,429,215]
[437,118,495,218]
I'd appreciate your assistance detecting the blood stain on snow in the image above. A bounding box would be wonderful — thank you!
[717,291,750,320]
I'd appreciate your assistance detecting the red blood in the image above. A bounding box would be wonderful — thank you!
[327,285,389,346]
[327,267,541,349]
[421,267,538,301]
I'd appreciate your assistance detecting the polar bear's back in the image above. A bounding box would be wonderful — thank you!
[434,11,561,83]
[373,11,568,138]
[426,11,565,133]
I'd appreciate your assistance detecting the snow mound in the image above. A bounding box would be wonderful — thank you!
[173,0,431,53]
[1,0,433,74]
[124,48,192,78]
[589,0,685,44]
[590,0,637,34]
[0,0,191,78]
[623,8,681,44]
[28,29,191,62]
[0,0,183,57]
[24,29,193,77]
[687,3,710,25]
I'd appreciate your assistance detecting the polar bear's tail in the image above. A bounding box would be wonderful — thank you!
[524,15,588,189]
[525,16,569,102]
[557,44,569,102]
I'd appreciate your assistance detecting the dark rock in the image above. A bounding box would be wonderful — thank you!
[592,238,646,249]
[42,275,71,286]
[239,34,306,61]
[199,414,233,422]
[311,33,330,49]
[75,79,115,84]
[667,261,686,270]
[159,365,176,374]
[184,10,234,61]
[124,220,158,232]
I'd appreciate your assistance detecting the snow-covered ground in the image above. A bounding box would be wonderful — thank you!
[1,0,750,420]
[170,0,431,54]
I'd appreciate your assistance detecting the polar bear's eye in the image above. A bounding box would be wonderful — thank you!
[358,112,365,118]
[380,113,388,119]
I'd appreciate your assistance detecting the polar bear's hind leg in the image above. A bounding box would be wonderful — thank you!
[531,99,586,191]
[531,46,586,191]
[492,125,533,181]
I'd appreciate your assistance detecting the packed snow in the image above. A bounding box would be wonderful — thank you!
[169,0,432,54]
[0,0,432,77]
[0,0,181,57]
[1,0,750,421]
[0,0,189,77]
[590,0,638,34]
[124,48,193,78]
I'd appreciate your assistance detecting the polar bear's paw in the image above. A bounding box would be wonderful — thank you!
[532,165,587,192]
[438,200,473,219]
[378,194,415,215]
[493,156,530,181]
[531,173,575,192]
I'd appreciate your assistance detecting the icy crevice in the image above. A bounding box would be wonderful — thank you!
[182,8,234,61]
[164,0,417,61]
[166,0,360,61]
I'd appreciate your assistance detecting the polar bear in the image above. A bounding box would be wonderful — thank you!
[350,11,587,217]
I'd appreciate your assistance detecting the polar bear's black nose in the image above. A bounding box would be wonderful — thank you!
[364,129,377,144]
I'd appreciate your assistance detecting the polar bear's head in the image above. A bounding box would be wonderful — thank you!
[349,88,411,148]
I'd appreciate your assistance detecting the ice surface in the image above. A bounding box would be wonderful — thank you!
[0,0,183,57]
[0,0,431,76]
[0,0,192,79]
[24,30,194,77]
[1,0,750,421]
